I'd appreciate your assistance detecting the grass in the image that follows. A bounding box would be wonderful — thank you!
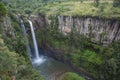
[6,0,120,19]
[39,1,120,19]
[63,72,85,80]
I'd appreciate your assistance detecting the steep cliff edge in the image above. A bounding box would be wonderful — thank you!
[58,16,120,46]
[33,15,120,80]
[33,15,120,46]
[1,15,15,38]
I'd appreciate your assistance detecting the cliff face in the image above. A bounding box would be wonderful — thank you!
[58,16,120,46]
[0,15,15,38]
[32,14,46,29]
[33,15,120,46]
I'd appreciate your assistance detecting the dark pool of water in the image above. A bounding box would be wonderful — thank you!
[32,56,72,80]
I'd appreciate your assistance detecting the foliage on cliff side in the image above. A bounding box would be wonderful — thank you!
[0,3,44,80]
[113,0,120,7]
[0,2,7,17]
[0,35,44,80]
[37,15,120,80]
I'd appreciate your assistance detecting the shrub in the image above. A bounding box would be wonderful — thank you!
[0,2,7,17]
[62,72,85,80]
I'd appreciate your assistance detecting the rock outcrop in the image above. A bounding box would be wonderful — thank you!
[32,15,120,46]
[1,15,15,38]
[58,16,120,46]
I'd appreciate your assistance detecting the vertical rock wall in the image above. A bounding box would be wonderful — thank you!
[58,16,120,45]
[1,15,15,38]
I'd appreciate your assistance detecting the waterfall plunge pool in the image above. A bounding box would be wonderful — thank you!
[21,19,93,80]
[30,50,93,80]
[27,20,74,80]
[31,54,72,80]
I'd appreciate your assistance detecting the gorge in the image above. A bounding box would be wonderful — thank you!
[31,14,120,80]
[0,0,120,80]
[19,14,120,80]
[20,18,92,80]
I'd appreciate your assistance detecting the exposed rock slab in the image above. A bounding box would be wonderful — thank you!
[58,16,120,45]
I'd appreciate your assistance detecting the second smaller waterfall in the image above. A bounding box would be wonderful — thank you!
[20,19,31,58]
[28,20,46,65]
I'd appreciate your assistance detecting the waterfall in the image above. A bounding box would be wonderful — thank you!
[28,20,46,65]
[28,20,39,59]
[20,19,31,57]
[20,19,45,65]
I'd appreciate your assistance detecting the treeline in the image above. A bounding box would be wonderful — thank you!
[0,0,119,16]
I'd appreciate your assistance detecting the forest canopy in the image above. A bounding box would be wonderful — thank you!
[0,2,7,17]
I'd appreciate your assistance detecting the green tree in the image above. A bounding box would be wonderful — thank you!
[94,0,99,7]
[24,8,32,15]
[101,41,120,80]
[0,2,7,17]
[102,58,119,80]
[0,31,44,80]
[62,72,85,80]
[0,36,17,80]
[113,0,120,7]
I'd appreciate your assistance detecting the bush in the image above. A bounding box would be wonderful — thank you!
[62,72,85,80]
[0,2,7,17]
[0,37,17,80]
[81,50,102,65]
[113,0,120,7]
[0,35,44,80]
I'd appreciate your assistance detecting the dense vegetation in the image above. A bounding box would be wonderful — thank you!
[0,36,44,80]
[0,2,44,80]
[0,2,7,17]
[62,72,85,80]
[0,0,120,80]
[36,15,120,80]
[1,0,120,19]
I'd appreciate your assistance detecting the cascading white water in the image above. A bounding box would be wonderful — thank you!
[28,20,45,64]
[20,19,92,80]
[20,19,31,58]
[28,20,39,59]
